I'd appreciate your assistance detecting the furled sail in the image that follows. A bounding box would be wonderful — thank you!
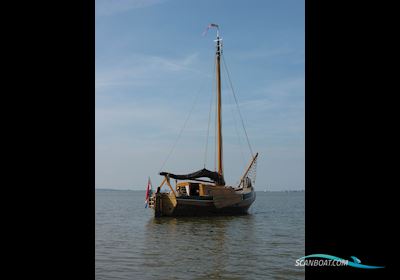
[159,168,225,185]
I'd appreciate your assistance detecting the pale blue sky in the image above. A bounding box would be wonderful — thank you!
[95,0,304,190]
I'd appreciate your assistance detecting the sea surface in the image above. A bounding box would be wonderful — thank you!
[96,190,305,280]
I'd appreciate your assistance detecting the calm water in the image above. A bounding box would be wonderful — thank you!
[96,190,304,280]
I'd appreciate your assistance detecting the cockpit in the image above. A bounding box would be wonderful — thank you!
[176,182,200,197]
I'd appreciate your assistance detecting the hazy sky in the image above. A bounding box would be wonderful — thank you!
[95,0,304,191]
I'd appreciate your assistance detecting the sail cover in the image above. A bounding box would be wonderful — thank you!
[159,168,225,185]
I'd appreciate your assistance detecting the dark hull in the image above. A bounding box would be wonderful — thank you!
[154,190,256,217]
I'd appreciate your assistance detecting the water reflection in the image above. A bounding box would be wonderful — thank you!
[96,191,304,280]
[142,215,256,279]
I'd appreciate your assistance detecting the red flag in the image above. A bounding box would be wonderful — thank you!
[202,23,219,36]
[145,177,152,208]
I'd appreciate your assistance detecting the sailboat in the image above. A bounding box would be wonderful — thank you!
[148,24,258,217]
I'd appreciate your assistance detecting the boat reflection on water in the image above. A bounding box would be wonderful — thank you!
[141,215,257,279]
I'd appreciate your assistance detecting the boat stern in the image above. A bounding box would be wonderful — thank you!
[150,192,177,217]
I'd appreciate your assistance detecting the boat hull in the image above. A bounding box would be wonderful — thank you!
[152,189,256,217]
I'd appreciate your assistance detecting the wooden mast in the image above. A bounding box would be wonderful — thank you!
[215,28,224,182]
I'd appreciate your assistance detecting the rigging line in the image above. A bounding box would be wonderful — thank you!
[159,78,208,173]
[222,68,247,169]
[203,56,216,168]
[222,55,254,157]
